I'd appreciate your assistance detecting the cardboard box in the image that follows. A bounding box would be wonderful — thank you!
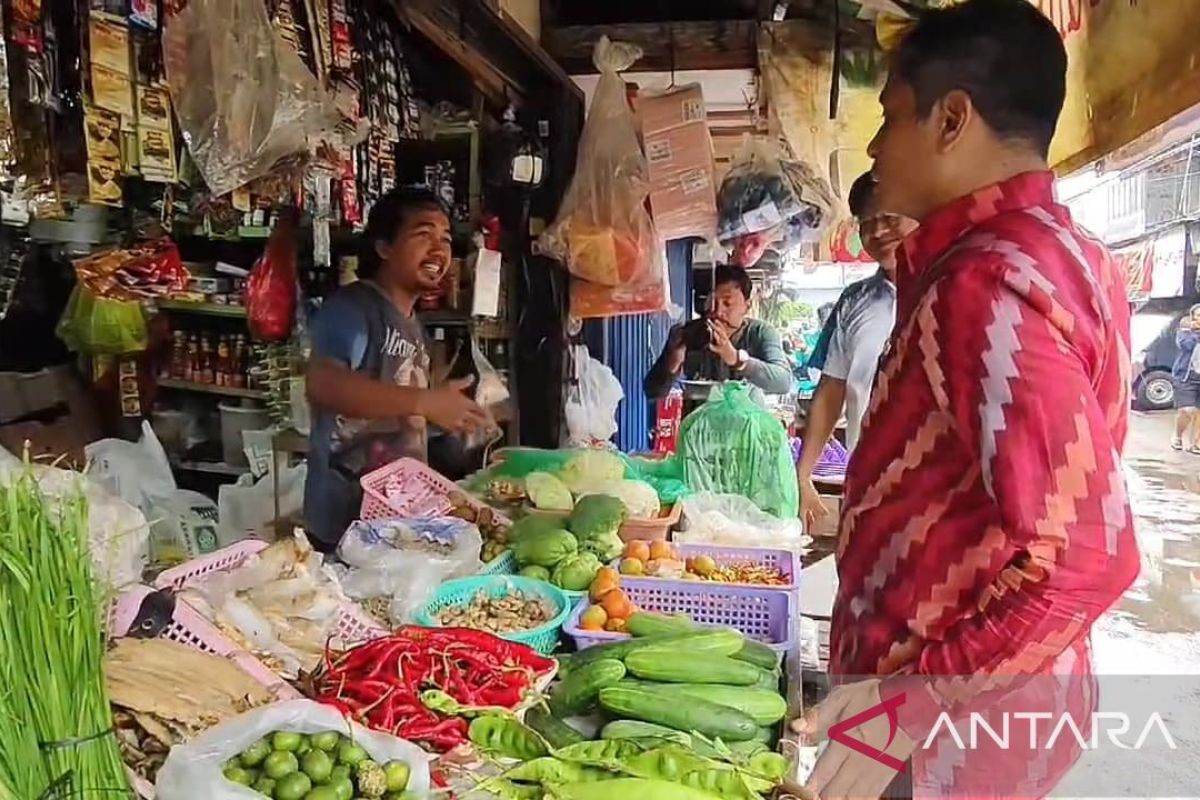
[637,84,707,135]
[644,122,717,240]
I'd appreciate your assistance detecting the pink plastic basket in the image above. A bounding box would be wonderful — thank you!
[610,544,799,592]
[564,579,795,653]
[360,457,464,520]
[153,540,389,646]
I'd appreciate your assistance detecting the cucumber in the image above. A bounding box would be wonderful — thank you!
[656,684,787,725]
[624,651,761,686]
[524,707,585,749]
[549,658,626,717]
[597,686,758,742]
[600,720,692,744]
[561,629,744,675]
[754,667,782,692]
[625,612,696,638]
[732,639,782,671]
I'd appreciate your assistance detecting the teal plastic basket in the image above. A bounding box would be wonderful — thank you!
[414,575,571,655]
[479,549,517,575]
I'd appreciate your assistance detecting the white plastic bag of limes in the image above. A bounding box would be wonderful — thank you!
[156,698,432,799]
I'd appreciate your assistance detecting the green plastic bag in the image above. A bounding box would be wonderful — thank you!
[482,447,689,506]
[676,383,798,518]
[56,285,148,355]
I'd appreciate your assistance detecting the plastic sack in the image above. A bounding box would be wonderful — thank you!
[338,517,483,624]
[677,383,799,518]
[155,698,432,799]
[716,137,835,263]
[678,492,809,554]
[217,463,306,547]
[56,284,147,354]
[540,37,664,289]
[564,344,624,447]
[162,0,350,196]
[246,210,298,342]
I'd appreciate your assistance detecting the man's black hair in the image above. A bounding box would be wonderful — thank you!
[847,172,877,219]
[893,0,1066,157]
[714,264,753,300]
[359,186,449,279]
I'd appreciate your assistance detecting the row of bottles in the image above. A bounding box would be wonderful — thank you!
[163,330,257,389]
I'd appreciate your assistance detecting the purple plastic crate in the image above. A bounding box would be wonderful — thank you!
[609,543,799,592]
[564,579,795,653]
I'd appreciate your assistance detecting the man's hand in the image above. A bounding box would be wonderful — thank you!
[665,325,688,371]
[799,477,830,532]
[708,320,739,367]
[786,679,915,800]
[422,377,490,434]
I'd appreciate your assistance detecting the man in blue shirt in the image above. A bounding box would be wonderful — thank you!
[304,187,488,551]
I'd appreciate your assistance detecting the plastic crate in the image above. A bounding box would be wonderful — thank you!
[153,540,389,646]
[361,457,512,522]
[610,543,799,593]
[564,579,795,653]
[414,575,572,656]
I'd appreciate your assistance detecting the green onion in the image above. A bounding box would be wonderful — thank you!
[0,461,131,798]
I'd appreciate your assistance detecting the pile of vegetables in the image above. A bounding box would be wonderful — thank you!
[0,465,131,799]
[509,495,628,593]
[221,729,413,799]
[435,589,554,633]
[459,623,789,799]
[307,627,555,752]
[446,491,510,564]
[516,451,664,520]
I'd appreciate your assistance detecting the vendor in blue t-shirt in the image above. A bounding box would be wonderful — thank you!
[303,187,489,552]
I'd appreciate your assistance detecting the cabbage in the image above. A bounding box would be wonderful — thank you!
[558,450,625,494]
[525,472,574,511]
[579,479,661,519]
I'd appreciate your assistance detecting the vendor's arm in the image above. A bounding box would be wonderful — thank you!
[797,374,846,528]
[885,266,1140,734]
[643,325,688,400]
[305,301,487,433]
[738,322,793,394]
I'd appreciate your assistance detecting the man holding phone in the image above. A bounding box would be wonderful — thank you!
[644,264,792,400]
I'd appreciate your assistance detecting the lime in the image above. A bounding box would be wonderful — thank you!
[302,749,334,784]
[272,731,304,752]
[335,741,368,767]
[328,776,355,800]
[311,731,341,752]
[303,787,340,800]
[241,738,272,768]
[382,761,410,793]
[329,765,351,783]
[222,765,253,786]
[272,771,312,800]
[253,777,277,796]
[295,736,313,756]
[263,750,299,780]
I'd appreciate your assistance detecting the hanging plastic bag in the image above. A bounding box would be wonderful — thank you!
[155,699,431,800]
[563,344,624,447]
[55,284,148,354]
[540,37,664,290]
[162,0,355,196]
[676,383,798,518]
[246,209,298,342]
[716,137,835,265]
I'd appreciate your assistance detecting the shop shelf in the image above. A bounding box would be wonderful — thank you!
[156,299,248,317]
[157,377,267,399]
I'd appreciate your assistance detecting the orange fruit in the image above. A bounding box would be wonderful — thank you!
[595,566,619,584]
[600,588,634,620]
[618,557,645,576]
[580,605,608,630]
[625,541,651,561]
[691,554,718,577]
[648,540,673,561]
[604,617,627,633]
[589,570,620,602]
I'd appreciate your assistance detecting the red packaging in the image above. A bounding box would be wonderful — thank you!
[653,388,684,454]
[246,211,298,342]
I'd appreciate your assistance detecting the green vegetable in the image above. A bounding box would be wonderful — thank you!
[679,767,763,800]
[302,748,334,783]
[524,708,587,749]
[252,776,276,795]
[312,731,341,752]
[498,757,610,786]
[624,612,695,638]
[731,639,782,671]
[331,764,352,782]
[560,629,744,674]
[547,777,724,800]
[549,658,626,716]
[567,494,627,541]
[624,651,761,685]
[263,750,299,779]
[336,741,369,767]
[526,472,575,511]
[330,775,356,800]
[305,787,342,800]
[511,528,578,568]
[485,779,542,799]
[599,720,692,744]
[272,731,303,752]
[553,739,645,766]
[273,771,313,800]
[654,684,787,724]
[508,513,570,544]
[753,667,782,691]
[598,686,758,741]
[558,450,626,494]
[518,564,552,581]
[222,764,253,785]
[468,715,549,760]
[357,759,387,797]
[383,760,411,792]
[552,552,603,591]
[747,751,789,782]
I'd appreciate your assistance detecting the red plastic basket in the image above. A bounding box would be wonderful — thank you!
[153,540,388,646]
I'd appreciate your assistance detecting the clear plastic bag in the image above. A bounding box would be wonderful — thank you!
[677,383,799,518]
[162,0,352,196]
[563,344,624,447]
[338,517,483,624]
[678,492,809,553]
[539,37,664,289]
[217,463,307,547]
[155,698,432,799]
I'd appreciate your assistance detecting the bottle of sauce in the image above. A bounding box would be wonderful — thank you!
[184,334,199,382]
[215,335,231,387]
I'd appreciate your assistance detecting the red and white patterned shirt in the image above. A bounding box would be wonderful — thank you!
[831,171,1140,796]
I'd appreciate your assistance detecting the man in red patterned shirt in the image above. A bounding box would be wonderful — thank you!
[793,1,1140,798]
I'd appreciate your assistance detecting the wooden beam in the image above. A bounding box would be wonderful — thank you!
[543,20,759,73]
[396,1,520,106]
